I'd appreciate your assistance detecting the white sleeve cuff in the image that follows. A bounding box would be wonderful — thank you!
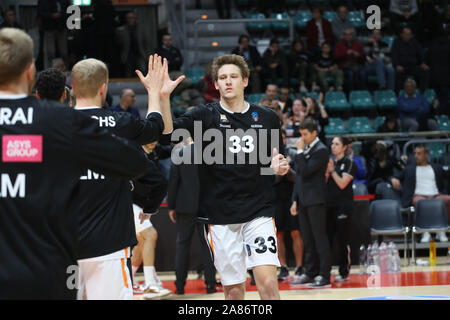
[147,111,163,118]
[296,149,304,154]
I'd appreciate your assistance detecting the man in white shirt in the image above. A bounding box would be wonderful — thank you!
[391,145,450,242]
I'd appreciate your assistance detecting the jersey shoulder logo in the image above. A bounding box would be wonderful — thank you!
[220,114,228,123]
[2,135,43,163]
[251,112,259,122]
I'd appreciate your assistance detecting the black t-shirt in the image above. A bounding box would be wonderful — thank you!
[315,54,335,69]
[75,107,164,260]
[327,156,356,206]
[0,96,151,299]
[163,101,283,225]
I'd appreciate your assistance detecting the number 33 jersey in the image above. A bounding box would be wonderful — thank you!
[164,101,283,225]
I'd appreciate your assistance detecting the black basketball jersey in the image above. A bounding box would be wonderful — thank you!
[164,101,283,225]
[74,107,164,260]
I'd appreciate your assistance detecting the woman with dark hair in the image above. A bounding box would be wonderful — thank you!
[304,93,329,142]
[288,39,319,93]
[326,136,356,282]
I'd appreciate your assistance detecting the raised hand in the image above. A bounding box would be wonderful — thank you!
[160,58,185,98]
[270,148,290,176]
[136,54,164,95]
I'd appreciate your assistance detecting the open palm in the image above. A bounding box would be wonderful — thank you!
[160,58,185,97]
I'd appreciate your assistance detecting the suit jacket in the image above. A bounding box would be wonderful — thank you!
[231,45,263,69]
[167,144,200,214]
[306,18,334,49]
[395,163,448,208]
[117,24,152,65]
[292,140,330,207]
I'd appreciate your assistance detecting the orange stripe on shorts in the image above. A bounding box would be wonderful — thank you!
[121,258,129,289]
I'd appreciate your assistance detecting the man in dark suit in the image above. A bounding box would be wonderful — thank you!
[168,140,217,294]
[231,35,263,93]
[391,144,450,242]
[289,119,331,288]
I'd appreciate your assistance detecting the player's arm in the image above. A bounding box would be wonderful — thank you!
[136,54,164,118]
[70,110,151,180]
[167,156,181,211]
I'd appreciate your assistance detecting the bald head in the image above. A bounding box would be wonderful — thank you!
[120,88,136,109]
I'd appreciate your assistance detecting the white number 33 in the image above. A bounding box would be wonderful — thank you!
[229,135,254,153]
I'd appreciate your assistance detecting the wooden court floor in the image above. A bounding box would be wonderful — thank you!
[134,257,450,300]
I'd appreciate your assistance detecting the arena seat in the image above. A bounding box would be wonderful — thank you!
[323,11,337,22]
[349,90,377,112]
[246,13,271,33]
[348,116,375,133]
[427,142,446,161]
[382,36,396,49]
[324,117,348,135]
[374,90,397,110]
[423,88,436,105]
[436,115,450,131]
[246,93,265,104]
[374,116,386,132]
[348,10,365,29]
[294,11,311,31]
[184,68,204,85]
[270,12,290,32]
[324,91,351,112]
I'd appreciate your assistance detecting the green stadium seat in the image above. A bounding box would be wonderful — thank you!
[323,11,337,22]
[349,90,376,111]
[423,88,437,105]
[324,91,351,112]
[382,36,396,49]
[246,13,271,33]
[348,11,365,29]
[184,68,204,85]
[270,12,289,32]
[374,116,386,132]
[399,89,420,97]
[427,142,446,161]
[246,93,265,105]
[374,90,397,110]
[324,117,348,135]
[289,78,300,87]
[294,11,311,30]
[436,115,450,131]
[348,117,375,133]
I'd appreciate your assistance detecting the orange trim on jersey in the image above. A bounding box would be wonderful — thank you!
[208,225,214,255]
[121,258,129,289]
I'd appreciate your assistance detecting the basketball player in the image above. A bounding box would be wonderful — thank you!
[72,55,183,300]
[0,28,152,299]
[131,141,172,299]
[153,54,290,300]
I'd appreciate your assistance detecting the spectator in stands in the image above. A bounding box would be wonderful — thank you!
[52,58,72,87]
[37,0,69,70]
[389,0,419,34]
[391,144,450,242]
[267,100,284,126]
[263,83,280,105]
[155,33,190,96]
[111,88,141,120]
[331,5,355,41]
[397,78,437,131]
[258,96,271,107]
[304,93,329,143]
[117,11,151,78]
[0,8,21,29]
[334,28,365,92]
[390,27,430,92]
[417,0,441,47]
[306,6,334,56]
[362,140,404,194]
[279,86,293,115]
[231,35,263,93]
[275,132,304,282]
[427,24,450,115]
[285,98,307,138]
[93,0,118,72]
[198,63,219,103]
[377,113,400,133]
[435,4,450,38]
[262,38,289,87]
[346,141,368,186]
[360,29,395,91]
[35,68,67,103]
[314,42,344,92]
[288,39,319,93]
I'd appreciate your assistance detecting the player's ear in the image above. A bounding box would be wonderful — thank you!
[214,80,219,90]
[243,77,249,88]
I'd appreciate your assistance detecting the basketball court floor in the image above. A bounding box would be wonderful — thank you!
[134,256,450,300]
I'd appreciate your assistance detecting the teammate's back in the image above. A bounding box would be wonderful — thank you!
[0,28,151,299]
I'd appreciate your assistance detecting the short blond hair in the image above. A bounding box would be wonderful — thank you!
[0,28,34,85]
[72,58,109,98]
[211,54,250,81]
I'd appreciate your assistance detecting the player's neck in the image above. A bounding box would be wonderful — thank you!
[220,96,246,113]
[0,83,29,96]
[75,96,102,108]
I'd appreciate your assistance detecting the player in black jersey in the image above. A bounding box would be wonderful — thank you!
[326,136,356,282]
[161,54,290,300]
[0,28,152,299]
[71,56,183,299]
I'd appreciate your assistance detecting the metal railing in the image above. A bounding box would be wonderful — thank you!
[402,138,450,156]
[193,18,295,68]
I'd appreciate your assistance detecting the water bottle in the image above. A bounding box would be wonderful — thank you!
[366,244,373,269]
[379,242,388,274]
[372,242,380,269]
[387,242,395,273]
[447,247,450,265]
[359,244,367,274]
[392,242,401,273]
